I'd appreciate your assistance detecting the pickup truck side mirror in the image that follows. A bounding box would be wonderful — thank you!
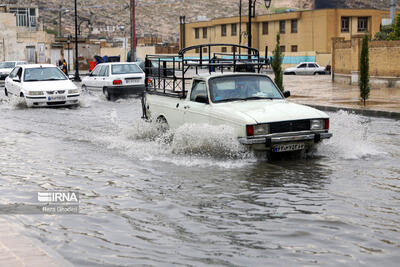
[283,91,291,98]
[195,95,209,104]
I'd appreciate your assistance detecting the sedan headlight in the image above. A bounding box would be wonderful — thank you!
[68,89,79,94]
[28,91,44,96]
[310,119,324,130]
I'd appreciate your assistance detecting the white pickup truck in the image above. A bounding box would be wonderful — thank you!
[142,44,332,153]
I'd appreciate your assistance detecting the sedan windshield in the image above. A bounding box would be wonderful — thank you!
[111,64,143,75]
[24,67,67,82]
[0,62,15,69]
[209,75,284,103]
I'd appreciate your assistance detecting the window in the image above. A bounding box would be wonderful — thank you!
[91,65,102,76]
[358,17,368,32]
[9,67,20,78]
[195,28,200,39]
[298,63,307,68]
[279,21,286,34]
[190,81,208,102]
[203,47,207,53]
[231,23,237,36]
[99,65,108,76]
[221,47,227,53]
[221,24,227,36]
[280,46,286,52]
[341,17,350,33]
[291,45,298,52]
[308,63,317,68]
[291,19,298,33]
[231,46,237,53]
[195,48,200,53]
[203,27,207,38]
[262,22,268,35]
[111,64,142,74]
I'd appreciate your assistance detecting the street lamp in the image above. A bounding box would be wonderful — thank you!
[179,16,186,50]
[78,17,91,36]
[248,0,271,50]
[74,0,80,81]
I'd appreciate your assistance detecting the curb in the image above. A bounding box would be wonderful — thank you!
[0,218,73,267]
[304,104,400,119]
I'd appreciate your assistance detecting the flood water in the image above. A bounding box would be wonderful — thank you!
[0,91,399,266]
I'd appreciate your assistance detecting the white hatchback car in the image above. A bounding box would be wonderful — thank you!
[284,62,327,75]
[81,62,145,100]
[4,64,80,107]
[0,61,27,85]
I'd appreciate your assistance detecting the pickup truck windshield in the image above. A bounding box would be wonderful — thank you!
[209,75,283,103]
[112,64,143,74]
[24,67,67,82]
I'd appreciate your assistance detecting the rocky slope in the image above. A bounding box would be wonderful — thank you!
[3,0,398,41]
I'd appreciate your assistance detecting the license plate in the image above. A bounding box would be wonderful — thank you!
[273,143,305,153]
[48,96,66,101]
[126,79,140,84]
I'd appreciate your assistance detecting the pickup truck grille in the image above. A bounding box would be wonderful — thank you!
[270,120,311,134]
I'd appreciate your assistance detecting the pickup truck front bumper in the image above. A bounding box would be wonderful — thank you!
[238,131,332,151]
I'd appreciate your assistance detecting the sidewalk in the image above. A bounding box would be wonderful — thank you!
[0,218,72,267]
[274,74,400,119]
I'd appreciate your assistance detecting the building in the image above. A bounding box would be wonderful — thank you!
[182,8,391,65]
[0,4,54,63]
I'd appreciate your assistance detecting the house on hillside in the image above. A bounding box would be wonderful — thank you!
[0,4,55,64]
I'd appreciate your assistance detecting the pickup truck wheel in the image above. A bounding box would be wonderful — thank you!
[156,116,169,132]
[4,88,8,97]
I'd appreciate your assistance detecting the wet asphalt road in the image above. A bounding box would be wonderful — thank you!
[0,86,399,266]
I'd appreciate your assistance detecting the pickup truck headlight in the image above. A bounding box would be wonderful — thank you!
[247,124,270,136]
[310,119,324,130]
[28,91,44,96]
[68,89,79,94]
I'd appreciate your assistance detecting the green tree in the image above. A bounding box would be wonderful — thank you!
[271,33,284,91]
[388,13,400,40]
[359,35,370,106]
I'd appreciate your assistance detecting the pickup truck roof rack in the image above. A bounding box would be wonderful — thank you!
[144,44,265,99]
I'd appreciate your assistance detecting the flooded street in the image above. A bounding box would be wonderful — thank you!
[0,89,399,266]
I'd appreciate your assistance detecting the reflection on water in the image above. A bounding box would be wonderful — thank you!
[0,92,399,266]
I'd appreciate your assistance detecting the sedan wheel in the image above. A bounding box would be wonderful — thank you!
[81,84,87,91]
[103,88,112,101]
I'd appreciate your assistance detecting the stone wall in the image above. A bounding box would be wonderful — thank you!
[333,35,400,77]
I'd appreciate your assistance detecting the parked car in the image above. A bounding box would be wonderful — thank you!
[0,61,27,85]
[4,64,80,107]
[284,62,328,75]
[81,62,145,100]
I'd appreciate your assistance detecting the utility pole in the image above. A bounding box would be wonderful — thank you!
[239,0,242,45]
[390,0,396,23]
[74,0,80,81]
[58,5,62,37]
[130,0,136,62]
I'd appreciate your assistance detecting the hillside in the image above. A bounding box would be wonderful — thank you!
[3,0,398,41]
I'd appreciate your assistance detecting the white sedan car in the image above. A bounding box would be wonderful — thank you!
[4,64,80,107]
[0,61,27,85]
[284,62,328,75]
[81,62,145,100]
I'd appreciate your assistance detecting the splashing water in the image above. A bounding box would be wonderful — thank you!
[318,110,384,159]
